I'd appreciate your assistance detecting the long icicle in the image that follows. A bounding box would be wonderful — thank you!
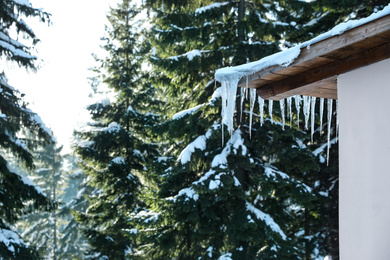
[295,95,301,127]
[249,88,256,138]
[240,85,246,122]
[269,100,273,124]
[280,99,285,130]
[258,96,265,126]
[319,97,324,135]
[303,96,311,130]
[311,96,316,143]
[221,81,227,146]
[327,98,333,165]
[287,97,292,127]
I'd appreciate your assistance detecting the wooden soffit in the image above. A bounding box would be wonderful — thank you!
[240,13,390,100]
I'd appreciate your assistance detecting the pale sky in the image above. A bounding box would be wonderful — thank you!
[3,0,118,154]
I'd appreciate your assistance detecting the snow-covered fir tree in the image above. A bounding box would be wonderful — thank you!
[15,144,64,258]
[133,1,327,259]
[0,1,54,259]
[56,154,90,259]
[73,1,161,259]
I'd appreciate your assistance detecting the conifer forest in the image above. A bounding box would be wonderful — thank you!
[0,0,388,259]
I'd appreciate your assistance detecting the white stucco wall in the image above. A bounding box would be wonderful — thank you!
[338,58,390,260]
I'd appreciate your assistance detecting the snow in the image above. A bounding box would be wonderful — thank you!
[23,108,55,142]
[212,129,247,168]
[264,165,312,193]
[209,86,222,105]
[0,40,36,60]
[207,246,213,257]
[185,49,201,61]
[218,253,233,260]
[133,210,161,223]
[12,0,32,7]
[168,49,208,62]
[167,187,199,202]
[111,156,125,165]
[313,137,338,157]
[79,140,95,148]
[246,201,287,240]
[20,175,46,196]
[215,46,300,83]
[0,228,25,255]
[209,179,221,190]
[0,32,25,48]
[178,127,213,164]
[128,228,138,234]
[195,2,230,15]
[157,156,169,162]
[178,135,207,164]
[104,122,121,133]
[173,104,204,120]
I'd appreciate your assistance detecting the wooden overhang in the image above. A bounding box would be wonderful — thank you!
[241,13,390,100]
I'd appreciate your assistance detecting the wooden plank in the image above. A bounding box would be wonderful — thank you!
[257,72,290,82]
[321,45,366,60]
[261,77,337,100]
[295,14,390,64]
[240,14,390,87]
[238,78,273,88]
[301,85,338,99]
[256,41,390,100]
[303,91,337,100]
[297,56,335,68]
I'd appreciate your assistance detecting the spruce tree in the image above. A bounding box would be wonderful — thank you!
[73,1,160,259]
[57,155,90,259]
[0,1,54,259]
[136,1,323,259]
[16,144,64,258]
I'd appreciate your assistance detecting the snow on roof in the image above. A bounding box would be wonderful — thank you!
[215,4,390,84]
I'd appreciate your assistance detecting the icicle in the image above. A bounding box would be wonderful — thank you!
[221,80,238,138]
[249,88,256,138]
[294,95,301,127]
[246,76,249,99]
[319,98,324,135]
[268,100,273,124]
[287,97,292,127]
[258,96,265,126]
[303,96,311,130]
[327,98,333,165]
[310,97,316,143]
[279,99,285,130]
[240,86,246,122]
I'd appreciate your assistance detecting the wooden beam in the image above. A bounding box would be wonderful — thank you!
[257,41,390,100]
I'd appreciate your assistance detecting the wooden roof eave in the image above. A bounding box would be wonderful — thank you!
[240,13,390,100]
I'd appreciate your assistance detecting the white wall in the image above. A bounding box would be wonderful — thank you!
[338,58,390,260]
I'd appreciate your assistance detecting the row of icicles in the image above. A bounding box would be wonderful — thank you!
[221,81,338,165]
